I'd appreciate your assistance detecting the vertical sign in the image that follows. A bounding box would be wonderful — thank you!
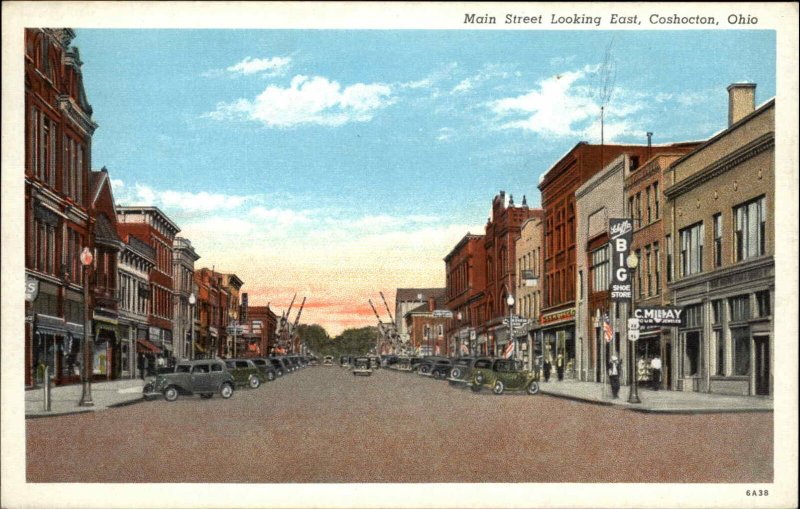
[240,292,248,322]
[609,218,633,302]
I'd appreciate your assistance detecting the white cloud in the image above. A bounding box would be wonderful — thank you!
[436,127,454,142]
[452,78,473,93]
[226,56,291,76]
[110,179,124,191]
[114,182,250,213]
[248,206,312,227]
[206,75,394,128]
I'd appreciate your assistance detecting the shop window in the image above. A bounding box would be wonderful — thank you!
[732,327,751,376]
[714,329,725,376]
[684,331,702,376]
[735,196,766,261]
[756,290,771,318]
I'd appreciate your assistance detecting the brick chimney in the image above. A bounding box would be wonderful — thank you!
[727,83,756,126]
[428,297,435,312]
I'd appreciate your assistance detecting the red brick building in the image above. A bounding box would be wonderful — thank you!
[242,305,278,357]
[538,142,656,378]
[24,28,98,386]
[116,207,180,358]
[482,192,538,356]
[89,169,124,379]
[444,234,486,356]
[405,295,449,356]
[193,268,221,358]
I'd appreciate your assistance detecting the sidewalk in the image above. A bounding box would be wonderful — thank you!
[26,378,146,418]
[538,379,773,413]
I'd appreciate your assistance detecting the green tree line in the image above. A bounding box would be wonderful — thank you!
[296,324,378,357]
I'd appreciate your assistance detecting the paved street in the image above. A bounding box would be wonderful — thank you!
[26,366,772,483]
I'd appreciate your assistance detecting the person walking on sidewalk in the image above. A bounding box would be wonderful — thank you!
[650,355,662,391]
[543,357,552,382]
[607,355,622,398]
[556,353,565,381]
[138,353,146,380]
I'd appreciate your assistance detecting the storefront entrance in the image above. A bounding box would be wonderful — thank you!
[754,335,770,396]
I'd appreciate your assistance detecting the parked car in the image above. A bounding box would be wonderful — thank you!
[418,357,453,379]
[469,359,540,395]
[339,355,351,368]
[267,357,287,376]
[352,356,373,376]
[381,355,399,367]
[447,356,489,386]
[224,359,266,389]
[143,360,235,401]
[307,356,319,366]
[369,356,381,370]
[394,357,411,371]
[322,355,334,366]
[249,358,278,381]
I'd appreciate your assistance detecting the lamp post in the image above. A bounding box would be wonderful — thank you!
[506,293,515,360]
[455,311,462,357]
[627,251,641,404]
[188,293,196,361]
[79,247,94,407]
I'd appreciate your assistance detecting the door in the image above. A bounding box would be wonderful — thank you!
[754,336,770,396]
[665,342,672,390]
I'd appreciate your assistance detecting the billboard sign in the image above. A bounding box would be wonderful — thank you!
[634,306,685,330]
[609,218,634,301]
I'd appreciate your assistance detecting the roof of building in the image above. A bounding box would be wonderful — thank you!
[396,287,446,302]
[116,205,181,234]
[94,213,122,245]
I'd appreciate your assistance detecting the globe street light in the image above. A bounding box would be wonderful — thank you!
[455,311,462,357]
[626,251,641,404]
[188,292,196,360]
[79,247,94,407]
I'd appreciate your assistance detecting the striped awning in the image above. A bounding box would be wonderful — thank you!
[136,338,162,354]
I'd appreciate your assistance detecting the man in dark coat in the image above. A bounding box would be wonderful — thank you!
[608,355,622,398]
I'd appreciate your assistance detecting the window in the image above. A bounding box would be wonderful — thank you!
[590,247,609,292]
[628,197,634,220]
[713,213,723,267]
[732,327,750,376]
[646,187,651,224]
[711,300,723,325]
[665,235,673,283]
[683,304,703,329]
[653,242,660,294]
[715,329,725,376]
[735,196,766,261]
[645,245,652,297]
[729,295,750,322]
[653,182,660,220]
[578,270,583,300]
[756,290,771,317]
[635,193,641,223]
[680,222,704,277]
[636,249,643,299]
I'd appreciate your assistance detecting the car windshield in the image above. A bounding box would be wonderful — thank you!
[175,365,191,373]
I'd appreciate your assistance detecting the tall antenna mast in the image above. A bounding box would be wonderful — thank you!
[593,37,616,163]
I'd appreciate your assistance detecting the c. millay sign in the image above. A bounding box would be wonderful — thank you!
[609,218,634,301]
[634,306,685,330]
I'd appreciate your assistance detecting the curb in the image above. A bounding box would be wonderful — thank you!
[539,391,773,414]
[25,409,93,419]
[26,396,147,419]
[107,397,149,409]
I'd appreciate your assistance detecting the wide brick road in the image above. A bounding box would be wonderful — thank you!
[26,365,772,483]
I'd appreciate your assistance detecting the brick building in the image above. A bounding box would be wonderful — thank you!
[218,273,244,357]
[482,192,538,357]
[117,233,155,378]
[665,85,774,396]
[24,28,98,386]
[515,213,544,369]
[538,143,655,379]
[444,234,486,356]
[116,207,180,358]
[242,305,278,357]
[404,295,449,356]
[395,288,445,344]
[172,237,200,361]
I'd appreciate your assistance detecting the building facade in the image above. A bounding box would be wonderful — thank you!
[219,273,244,357]
[444,234,486,357]
[404,295,449,356]
[24,28,98,386]
[515,214,544,370]
[172,237,200,361]
[116,207,180,359]
[117,233,155,378]
[395,288,446,344]
[664,84,774,396]
[538,143,655,379]
[482,192,538,357]
[243,305,278,357]
[89,169,124,380]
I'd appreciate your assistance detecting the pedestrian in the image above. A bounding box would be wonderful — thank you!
[137,353,146,380]
[543,357,552,382]
[637,357,648,383]
[156,354,166,374]
[607,355,622,398]
[556,353,565,381]
[651,354,662,391]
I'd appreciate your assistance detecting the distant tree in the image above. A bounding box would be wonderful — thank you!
[297,324,331,355]
[331,326,377,356]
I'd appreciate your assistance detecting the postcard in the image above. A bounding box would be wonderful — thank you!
[2,2,797,508]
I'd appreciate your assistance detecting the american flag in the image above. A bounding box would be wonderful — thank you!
[603,313,614,343]
[460,343,470,356]
[434,344,441,355]
[502,339,515,359]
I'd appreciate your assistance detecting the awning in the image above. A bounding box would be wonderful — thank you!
[136,338,163,354]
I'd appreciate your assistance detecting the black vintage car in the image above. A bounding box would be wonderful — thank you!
[269,356,292,375]
[352,356,373,376]
[447,356,490,386]
[143,360,235,401]
[417,357,454,379]
[470,359,540,395]
[249,358,278,381]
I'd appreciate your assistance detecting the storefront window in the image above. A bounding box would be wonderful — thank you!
[715,329,724,376]
[684,331,701,376]
[732,327,750,376]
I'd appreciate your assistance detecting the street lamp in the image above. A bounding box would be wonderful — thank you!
[79,247,94,407]
[455,311,462,357]
[626,251,641,404]
[188,293,196,361]
[506,293,515,359]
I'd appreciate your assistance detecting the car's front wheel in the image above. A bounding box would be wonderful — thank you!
[248,375,261,389]
[527,381,540,395]
[164,386,179,402]
[267,371,276,382]
[493,380,505,395]
[220,382,234,399]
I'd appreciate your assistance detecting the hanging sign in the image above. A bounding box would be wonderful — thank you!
[609,218,634,301]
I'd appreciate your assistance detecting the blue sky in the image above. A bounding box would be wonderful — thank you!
[75,29,775,333]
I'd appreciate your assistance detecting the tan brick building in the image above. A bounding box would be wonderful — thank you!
[515,213,544,369]
[664,84,774,396]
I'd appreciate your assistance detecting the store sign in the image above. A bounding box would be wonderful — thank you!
[634,306,685,330]
[432,309,453,318]
[25,276,39,302]
[609,218,634,301]
[540,308,575,326]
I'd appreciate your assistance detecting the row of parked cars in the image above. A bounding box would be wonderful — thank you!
[335,355,382,376]
[384,355,540,395]
[143,355,318,401]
